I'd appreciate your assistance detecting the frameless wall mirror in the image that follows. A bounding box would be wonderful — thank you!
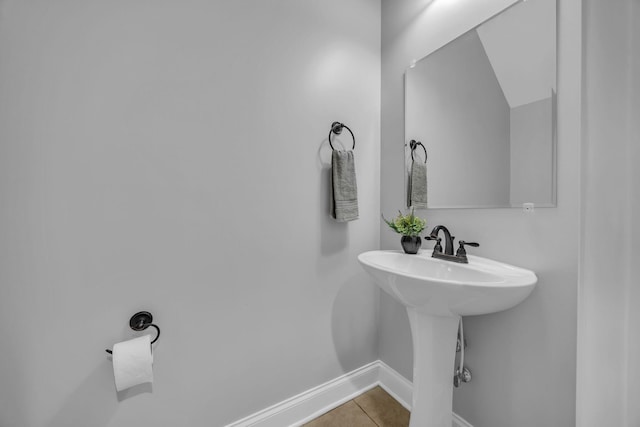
[405,0,556,209]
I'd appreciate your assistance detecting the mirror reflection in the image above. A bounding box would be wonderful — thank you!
[405,0,556,209]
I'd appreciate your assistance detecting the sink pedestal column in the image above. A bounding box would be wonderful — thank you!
[406,309,461,427]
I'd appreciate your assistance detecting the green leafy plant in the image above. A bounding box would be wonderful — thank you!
[382,209,426,237]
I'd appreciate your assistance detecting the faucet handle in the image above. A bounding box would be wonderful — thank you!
[456,241,479,258]
[425,236,443,253]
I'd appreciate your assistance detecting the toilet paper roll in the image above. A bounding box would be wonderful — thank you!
[112,335,154,392]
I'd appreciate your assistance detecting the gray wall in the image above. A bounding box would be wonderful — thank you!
[381,0,581,426]
[578,0,640,425]
[0,1,381,426]
[405,30,510,208]
[631,3,640,422]
[509,96,554,206]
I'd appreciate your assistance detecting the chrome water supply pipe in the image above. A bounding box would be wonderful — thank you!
[454,317,472,387]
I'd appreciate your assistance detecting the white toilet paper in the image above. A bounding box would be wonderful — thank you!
[112,335,154,392]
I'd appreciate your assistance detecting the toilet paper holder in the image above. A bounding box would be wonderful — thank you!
[105,311,161,354]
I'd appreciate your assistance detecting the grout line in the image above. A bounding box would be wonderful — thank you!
[352,398,382,427]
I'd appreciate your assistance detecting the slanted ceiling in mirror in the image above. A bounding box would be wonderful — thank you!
[405,0,556,209]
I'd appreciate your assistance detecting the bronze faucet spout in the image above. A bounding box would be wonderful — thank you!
[429,225,455,255]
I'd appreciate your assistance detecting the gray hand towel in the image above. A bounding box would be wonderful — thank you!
[409,159,428,209]
[331,150,359,222]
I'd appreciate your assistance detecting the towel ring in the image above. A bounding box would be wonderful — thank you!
[409,140,427,163]
[329,122,355,151]
[105,311,160,354]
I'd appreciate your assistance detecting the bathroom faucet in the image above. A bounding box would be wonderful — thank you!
[425,225,479,263]
[427,225,455,255]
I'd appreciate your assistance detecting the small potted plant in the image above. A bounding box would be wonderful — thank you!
[383,209,426,254]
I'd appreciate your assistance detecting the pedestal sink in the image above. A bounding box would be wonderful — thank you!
[358,250,537,427]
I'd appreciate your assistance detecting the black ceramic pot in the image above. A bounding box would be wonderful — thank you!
[401,236,421,254]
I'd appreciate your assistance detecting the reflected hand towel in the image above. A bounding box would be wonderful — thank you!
[409,160,428,209]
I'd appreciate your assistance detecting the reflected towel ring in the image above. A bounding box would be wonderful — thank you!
[105,311,160,354]
[328,121,355,151]
[409,140,427,163]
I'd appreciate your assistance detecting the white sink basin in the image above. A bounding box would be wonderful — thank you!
[358,249,537,427]
[357,250,537,316]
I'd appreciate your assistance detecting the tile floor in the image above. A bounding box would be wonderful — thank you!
[303,386,410,427]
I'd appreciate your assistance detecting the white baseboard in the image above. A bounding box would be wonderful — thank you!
[224,360,473,427]
[225,361,380,427]
[452,412,474,427]
[376,359,413,410]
